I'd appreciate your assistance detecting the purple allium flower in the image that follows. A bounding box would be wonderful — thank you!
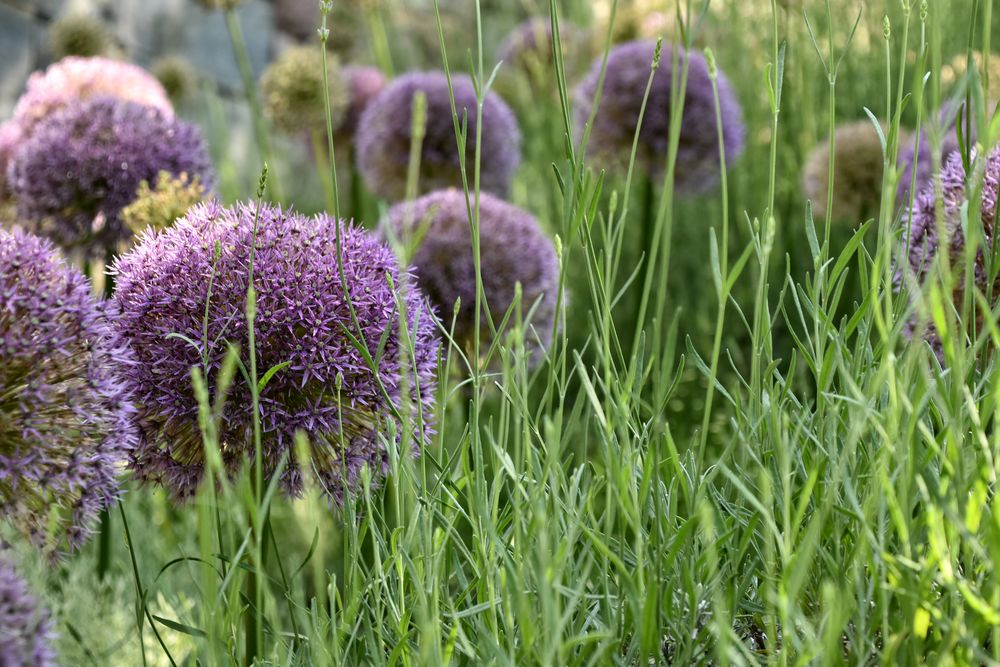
[356,71,522,201]
[573,40,745,193]
[801,120,894,223]
[338,66,387,143]
[0,228,135,553]
[896,147,1000,350]
[7,97,215,256]
[0,557,56,666]
[111,201,440,501]
[896,131,962,210]
[0,57,173,194]
[9,56,172,139]
[383,189,559,362]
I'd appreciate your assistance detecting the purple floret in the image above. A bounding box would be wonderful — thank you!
[897,146,1000,350]
[383,189,559,364]
[0,228,135,554]
[111,201,440,501]
[356,71,521,201]
[7,97,215,256]
[0,557,57,667]
[573,40,745,193]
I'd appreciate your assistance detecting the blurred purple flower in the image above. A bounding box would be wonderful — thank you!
[897,147,1000,350]
[111,201,440,501]
[7,97,215,256]
[0,228,135,554]
[573,40,745,193]
[357,71,521,201]
[339,65,387,143]
[0,56,172,188]
[384,189,559,362]
[0,557,56,666]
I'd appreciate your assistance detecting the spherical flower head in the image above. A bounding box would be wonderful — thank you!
[8,97,216,255]
[896,129,962,210]
[356,71,522,201]
[48,13,111,59]
[897,147,1000,351]
[261,46,348,136]
[0,558,56,666]
[0,57,172,186]
[383,189,559,362]
[10,56,172,138]
[573,40,746,193]
[338,65,387,143]
[111,201,440,502]
[152,56,199,103]
[0,228,135,554]
[802,120,893,223]
[121,171,208,235]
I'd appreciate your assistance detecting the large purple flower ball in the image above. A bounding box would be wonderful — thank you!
[573,40,745,193]
[7,97,215,256]
[338,65,387,143]
[0,228,135,553]
[356,71,521,201]
[897,147,1000,351]
[0,558,56,666]
[111,201,440,501]
[896,131,962,210]
[383,189,559,362]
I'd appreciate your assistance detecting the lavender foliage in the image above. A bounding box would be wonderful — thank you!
[0,557,56,667]
[356,71,521,201]
[573,40,745,193]
[0,228,135,554]
[7,97,215,256]
[111,201,440,501]
[384,189,559,362]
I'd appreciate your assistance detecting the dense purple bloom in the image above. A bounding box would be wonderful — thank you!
[896,131,961,210]
[9,57,172,137]
[0,57,172,197]
[7,97,215,256]
[0,228,135,553]
[357,71,521,201]
[573,40,745,193]
[896,102,972,208]
[384,189,559,362]
[338,66,387,143]
[0,557,56,666]
[897,147,1000,350]
[111,201,440,501]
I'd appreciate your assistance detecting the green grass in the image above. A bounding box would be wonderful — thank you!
[19,0,1000,664]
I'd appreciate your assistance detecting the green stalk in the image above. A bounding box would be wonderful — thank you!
[222,7,282,202]
[697,47,731,462]
[243,166,268,665]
